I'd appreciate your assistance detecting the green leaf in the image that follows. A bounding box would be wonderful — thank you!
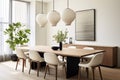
[53,29,68,43]
[4,22,31,50]
[25,29,30,34]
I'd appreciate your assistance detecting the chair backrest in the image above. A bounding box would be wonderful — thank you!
[83,47,94,50]
[20,45,29,52]
[88,53,104,67]
[16,48,27,59]
[29,50,43,62]
[44,53,60,65]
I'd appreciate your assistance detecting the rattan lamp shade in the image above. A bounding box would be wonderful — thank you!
[36,0,47,27]
[62,0,76,25]
[62,8,75,25]
[47,10,60,26]
[36,14,47,27]
[47,0,60,26]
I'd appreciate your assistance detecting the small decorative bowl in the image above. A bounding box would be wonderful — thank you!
[51,46,59,51]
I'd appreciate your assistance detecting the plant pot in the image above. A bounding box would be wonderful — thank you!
[11,54,18,61]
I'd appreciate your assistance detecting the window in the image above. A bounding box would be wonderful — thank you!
[0,0,30,61]
[0,0,10,22]
[0,0,10,60]
[12,0,30,27]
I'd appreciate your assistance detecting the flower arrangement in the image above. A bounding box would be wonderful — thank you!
[53,29,68,43]
[53,29,68,50]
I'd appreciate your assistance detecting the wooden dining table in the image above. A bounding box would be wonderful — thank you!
[17,45,104,78]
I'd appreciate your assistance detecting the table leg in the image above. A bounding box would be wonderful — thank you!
[66,56,80,78]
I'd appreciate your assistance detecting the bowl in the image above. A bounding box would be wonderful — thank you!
[51,46,59,50]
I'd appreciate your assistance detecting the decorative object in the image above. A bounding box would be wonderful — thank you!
[75,9,95,41]
[69,37,72,44]
[51,46,59,51]
[36,0,47,27]
[47,0,60,26]
[53,29,68,50]
[62,0,76,25]
[4,22,30,50]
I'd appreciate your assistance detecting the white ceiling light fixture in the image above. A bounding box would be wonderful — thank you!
[47,0,60,26]
[62,0,76,25]
[36,0,47,27]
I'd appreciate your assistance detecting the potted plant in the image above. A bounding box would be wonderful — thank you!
[53,29,68,50]
[4,22,30,51]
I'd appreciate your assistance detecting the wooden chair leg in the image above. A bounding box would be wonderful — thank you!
[29,59,32,74]
[37,62,40,77]
[78,67,81,80]
[98,66,103,80]
[62,56,64,61]
[22,59,25,72]
[24,59,26,67]
[92,67,95,80]
[47,65,50,74]
[55,65,57,80]
[86,68,89,79]
[44,64,48,79]
[15,58,19,70]
[63,64,66,78]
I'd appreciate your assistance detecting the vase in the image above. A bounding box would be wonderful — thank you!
[59,42,62,50]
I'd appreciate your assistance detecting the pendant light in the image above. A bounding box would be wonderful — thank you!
[62,0,76,25]
[47,0,60,26]
[36,0,47,27]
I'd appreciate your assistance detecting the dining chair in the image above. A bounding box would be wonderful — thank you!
[44,53,66,80]
[20,45,29,56]
[29,50,44,77]
[78,53,104,80]
[15,48,28,72]
[81,47,95,61]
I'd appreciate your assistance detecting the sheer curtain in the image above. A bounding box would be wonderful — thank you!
[0,0,30,62]
[0,0,12,61]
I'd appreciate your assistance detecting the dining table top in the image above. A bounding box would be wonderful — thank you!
[17,45,104,58]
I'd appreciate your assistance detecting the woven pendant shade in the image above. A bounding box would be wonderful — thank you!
[62,0,76,25]
[36,14,47,27]
[47,0,60,26]
[47,10,60,26]
[36,0,47,27]
[62,8,75,25]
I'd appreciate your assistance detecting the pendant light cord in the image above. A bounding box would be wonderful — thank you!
[53,0,54,10]
[42,0,43,14]
[67,0,69,8]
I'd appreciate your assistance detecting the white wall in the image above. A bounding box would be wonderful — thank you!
[46,0,120,67]
[30,1,35,46]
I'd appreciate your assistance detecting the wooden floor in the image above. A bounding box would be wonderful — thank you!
[0,61,120,80]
